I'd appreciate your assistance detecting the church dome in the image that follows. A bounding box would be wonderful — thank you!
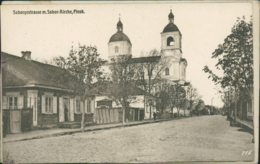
[109,31,131,44]
[109,19,131,44]
[162,23,180,33]
[162,10,180,33]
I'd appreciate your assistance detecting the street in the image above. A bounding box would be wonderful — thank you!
[4,115,254,163]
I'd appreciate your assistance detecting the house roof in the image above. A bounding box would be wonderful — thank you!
[130,56,161,64]
[89,81,155,98]
[1,52,72,90]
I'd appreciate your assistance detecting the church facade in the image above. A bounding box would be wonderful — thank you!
[107,10,187,85]
[100,10,189,119]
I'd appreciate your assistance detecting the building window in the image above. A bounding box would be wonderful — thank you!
[115,46,119,53]
[167,37,174,46]
[165,67,169,76]
[9,96,18,109]
[141,71,145,79]
[45,97,53,113]
[76,100,80,113]
[87,100,91,113]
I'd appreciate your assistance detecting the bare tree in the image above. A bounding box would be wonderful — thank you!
[108,55,139,125]
[168,83,186,118]
[136,49,170,119]
[186,84,201,111]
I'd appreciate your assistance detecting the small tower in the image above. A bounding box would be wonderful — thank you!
[108,16,132,59]
[161,10,187,84]
[161,9,182,59]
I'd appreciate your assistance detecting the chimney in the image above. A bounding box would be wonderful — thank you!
[21,51,31,60]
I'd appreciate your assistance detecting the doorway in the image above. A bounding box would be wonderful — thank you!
[10,109,21,133]
[63,98,70,122]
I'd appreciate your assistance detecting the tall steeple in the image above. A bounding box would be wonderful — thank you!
[168,9,174,23]
[117,14,123,32]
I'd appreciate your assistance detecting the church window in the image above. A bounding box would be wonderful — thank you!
[167,37,174,46]
[165,68,169,76]
[115,46,119,53]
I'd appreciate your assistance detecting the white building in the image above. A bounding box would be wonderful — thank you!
[99,10,189,119]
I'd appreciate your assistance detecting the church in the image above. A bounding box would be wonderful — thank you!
[1,10,190,134]
[107,10,187,84]
[98,10,189,119]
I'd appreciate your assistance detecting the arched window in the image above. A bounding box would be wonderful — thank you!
[165,67,169,76]
[115,46,119,53]
[167,37,175,46]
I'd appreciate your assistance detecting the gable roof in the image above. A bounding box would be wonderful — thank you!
[1,52,71,90]
[89,81,155,98]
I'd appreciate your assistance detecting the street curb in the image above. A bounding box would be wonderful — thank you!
[3,117,188,143]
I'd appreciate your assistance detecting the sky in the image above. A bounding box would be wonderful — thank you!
[1,2,253,107]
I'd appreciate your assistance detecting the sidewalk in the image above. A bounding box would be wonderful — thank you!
[3,118,172,143]
[236,117,254,129]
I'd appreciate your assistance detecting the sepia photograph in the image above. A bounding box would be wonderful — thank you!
[1,1,258,163]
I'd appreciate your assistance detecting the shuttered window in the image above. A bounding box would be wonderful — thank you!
[8,96,18,109]
[45,96,53,113]
[87,99,91,113]
[41,94,57,114]
[76,100,80,113]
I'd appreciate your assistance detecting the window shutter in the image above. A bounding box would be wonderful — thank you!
[74,99,76,113]
[18,95,24,109]
[42,95,45,114]
[53,96,57,114]
[59,97,64,122]
[70,99,74,121]
[27,94,30,108]
[85,99,88,113]
[92,100,95,113]
[80,101,83,113]
[2,96,8,109]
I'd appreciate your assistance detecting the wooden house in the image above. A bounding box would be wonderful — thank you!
[2,51,95,133]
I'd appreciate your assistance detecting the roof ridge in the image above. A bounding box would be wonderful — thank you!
[2,51,62,70]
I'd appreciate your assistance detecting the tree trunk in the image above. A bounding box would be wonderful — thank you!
[81,99,85,132]
[149,76,151,119]
[122,106,125,125]
[149,105,151,120]
[234,86,237,124]
[251,98,254,143]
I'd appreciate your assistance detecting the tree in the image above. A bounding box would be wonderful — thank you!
[186,84,201,109]
[181,99,190,117]
[53,44,104,132]
[108,55,139,125]
[168,83,186,118]
[136,49,170,119]
[203,16,253,120]
[195,99,205,116]
[155,81,171,118]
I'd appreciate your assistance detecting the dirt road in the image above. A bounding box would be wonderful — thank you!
[4,115,254,163]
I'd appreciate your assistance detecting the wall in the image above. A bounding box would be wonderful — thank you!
[108,41,132,58]
[3,87,73,128]
[74,113,93,123]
